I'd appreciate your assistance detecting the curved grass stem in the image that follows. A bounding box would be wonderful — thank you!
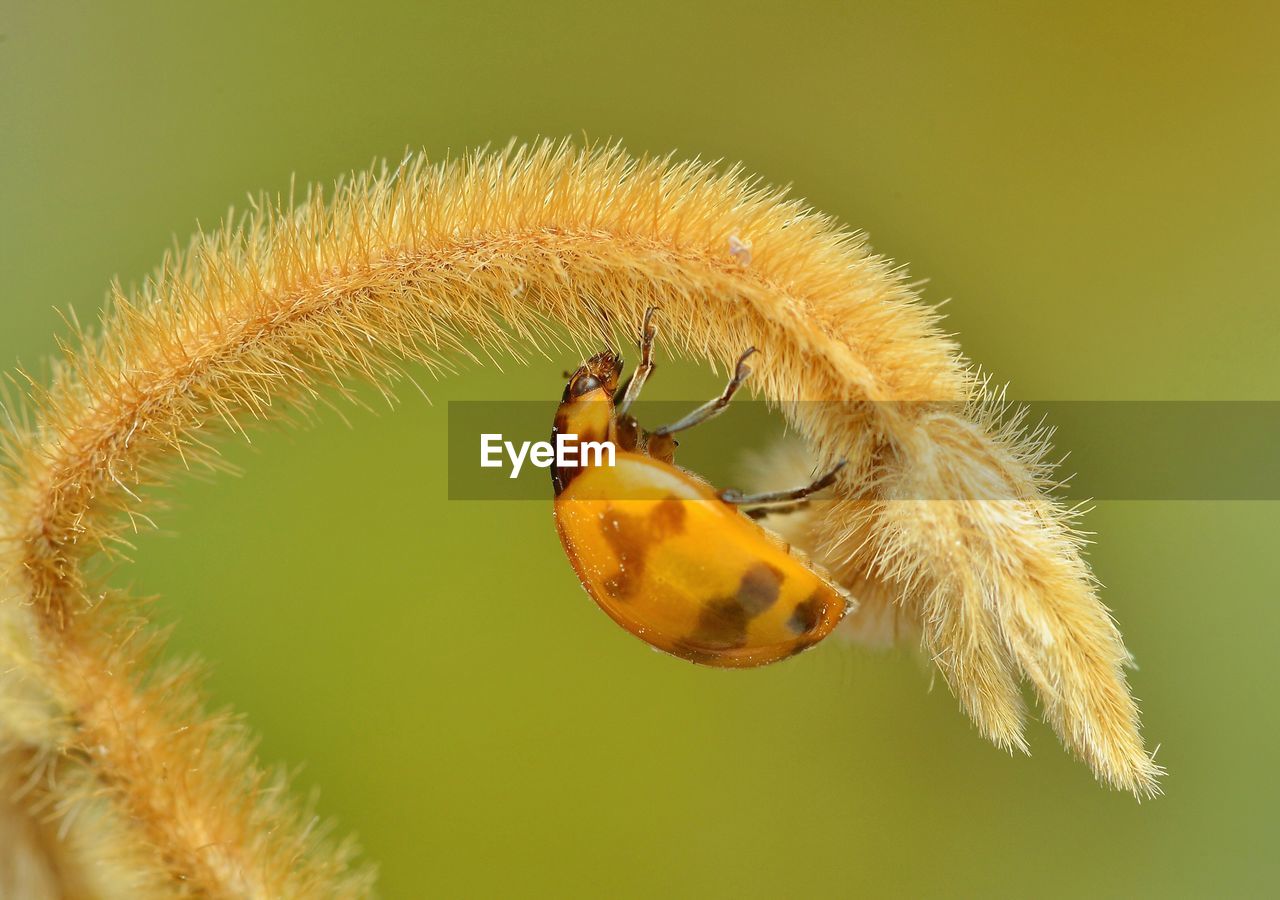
[0,140,1160,898]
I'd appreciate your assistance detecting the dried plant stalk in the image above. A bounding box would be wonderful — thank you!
[0,141,1160,897]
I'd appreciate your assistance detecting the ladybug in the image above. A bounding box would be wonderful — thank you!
[552,308,853,667]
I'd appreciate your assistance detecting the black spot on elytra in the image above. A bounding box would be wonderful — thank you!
[689,563,784,650]
[650,497,686,533]
[691,598,750,650]
[736,563,783,616]
[786,590,827,636]
[599,496,687,600]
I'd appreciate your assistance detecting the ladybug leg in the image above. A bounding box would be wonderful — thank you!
[645,431,677,464]
[616,306,659,416]
[719,460,847,509]
[614,415,643,453]
[652,347,757,437]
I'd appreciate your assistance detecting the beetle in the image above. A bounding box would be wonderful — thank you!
[552,308,853,667]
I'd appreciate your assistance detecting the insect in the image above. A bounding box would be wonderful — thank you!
[552,308,853,667]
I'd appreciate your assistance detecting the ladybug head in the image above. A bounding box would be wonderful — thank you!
[553,350,623,493]
[562,350,623,402]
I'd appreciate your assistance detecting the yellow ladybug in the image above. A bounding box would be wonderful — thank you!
[552,308,852,667]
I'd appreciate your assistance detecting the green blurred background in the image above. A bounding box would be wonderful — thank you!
[3,1,1277,896]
